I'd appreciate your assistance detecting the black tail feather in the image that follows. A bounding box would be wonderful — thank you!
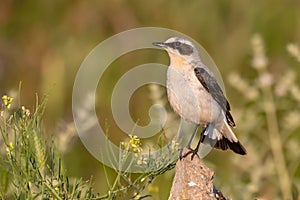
[214,138,247,155]
[199,132,247,155]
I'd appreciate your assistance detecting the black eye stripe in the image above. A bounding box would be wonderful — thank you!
[167,42,182,49]
[166,42,194,55]
[174,42,181,47]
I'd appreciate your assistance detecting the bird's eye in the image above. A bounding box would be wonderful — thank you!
[174,42,181,47]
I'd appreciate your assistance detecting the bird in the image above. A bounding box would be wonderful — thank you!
[153,36,246,159]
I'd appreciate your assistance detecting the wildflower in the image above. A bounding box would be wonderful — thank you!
[124,134,142,156]
[140,177,146,183]
[169,139,180,151]
[251,34,268,70]
[282,110,300,131]
[137,156,148,165]
[9,141,14,149]
[2,95,13,109]
[258,72,273,88]
[227,72,259,101]
[287,43,300,63]
[21,106,31,118]
[290,85,300,102]
[133,193,141,200]
[274,70,295,96]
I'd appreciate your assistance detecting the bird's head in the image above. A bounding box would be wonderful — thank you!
[153,37,200,64]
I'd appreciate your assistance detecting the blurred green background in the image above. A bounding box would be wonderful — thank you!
[1,0,300,199]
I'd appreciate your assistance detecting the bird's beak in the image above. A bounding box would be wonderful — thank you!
[152,42,167,48]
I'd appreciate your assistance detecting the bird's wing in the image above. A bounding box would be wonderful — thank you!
[194,67,236,127]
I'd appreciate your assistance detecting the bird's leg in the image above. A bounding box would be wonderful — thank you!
[187,124,199,149]
[180,124,208,160]
[191,124,208,160]
[179,124,199,159]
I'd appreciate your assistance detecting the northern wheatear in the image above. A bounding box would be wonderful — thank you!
[153,37,246,158]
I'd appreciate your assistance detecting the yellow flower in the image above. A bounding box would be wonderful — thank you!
[2,95,13,109]
[9,141,14,149]
[124,134,142,154]
[133,193,141,200]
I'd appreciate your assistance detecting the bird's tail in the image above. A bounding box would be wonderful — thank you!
[214,138,247,155]
[216,122,246,155]
[203,122,247,155]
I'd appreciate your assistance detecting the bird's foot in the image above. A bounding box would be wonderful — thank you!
[179,147,199,160]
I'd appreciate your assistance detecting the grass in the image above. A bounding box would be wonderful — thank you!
[0,90,179,199]
[226,34,300,199]
[0,92,99,199]
[0,35,300,199]
[1,35,300,200]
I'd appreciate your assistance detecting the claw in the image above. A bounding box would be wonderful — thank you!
[179,148,199,160]
[191,149,199,160]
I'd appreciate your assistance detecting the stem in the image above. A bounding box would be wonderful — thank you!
[111,171,122,192]
[262,85,292,199]
[43,181,62,200]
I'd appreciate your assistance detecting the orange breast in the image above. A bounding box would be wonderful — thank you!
[169,54,189,69]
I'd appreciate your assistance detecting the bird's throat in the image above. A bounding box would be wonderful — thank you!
[169,54,189,69]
